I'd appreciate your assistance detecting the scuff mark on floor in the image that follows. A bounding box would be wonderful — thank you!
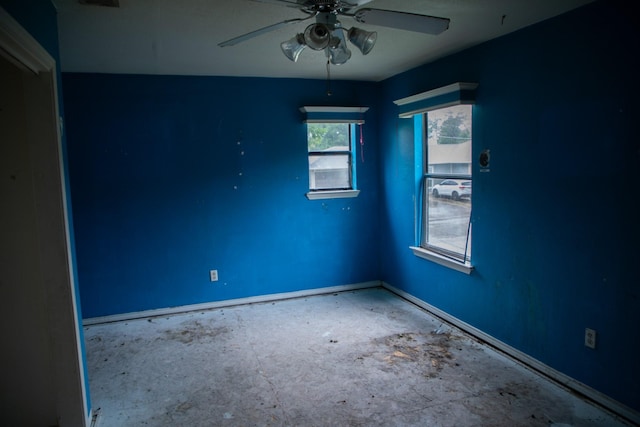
[161,320,228,344]
[363,331,459,378]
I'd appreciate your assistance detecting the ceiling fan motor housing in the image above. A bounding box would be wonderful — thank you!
[316,11,338,29]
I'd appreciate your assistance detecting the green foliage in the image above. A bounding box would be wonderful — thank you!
[427,105,472,145]
[308,123,350,151]
[438,112,471,145]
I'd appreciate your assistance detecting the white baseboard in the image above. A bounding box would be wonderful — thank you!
[382,282,640,426]
[82,281,381,326]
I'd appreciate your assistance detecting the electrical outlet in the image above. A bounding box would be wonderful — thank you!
[209,270,218,282]
[585,328,596,349]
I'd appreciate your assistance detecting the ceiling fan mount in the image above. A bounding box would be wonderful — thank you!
[219,0,451,66]
[297,0,354,14]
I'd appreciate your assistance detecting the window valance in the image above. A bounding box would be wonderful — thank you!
[393,82,478,118]
[300,106,369,124]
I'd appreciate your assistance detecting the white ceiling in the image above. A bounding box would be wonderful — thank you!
[54,0,594,82]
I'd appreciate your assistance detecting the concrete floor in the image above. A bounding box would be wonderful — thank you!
[85,288,630,426]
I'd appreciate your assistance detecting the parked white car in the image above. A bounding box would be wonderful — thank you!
[431,179,471,200]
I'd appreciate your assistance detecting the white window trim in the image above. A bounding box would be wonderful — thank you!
[410,246,474,275]
[300,106,369,121]
[306,189,360,200]
[394,82,478,118]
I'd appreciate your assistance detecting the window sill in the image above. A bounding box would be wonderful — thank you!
[409,246,474,275]
[306,190,360,200]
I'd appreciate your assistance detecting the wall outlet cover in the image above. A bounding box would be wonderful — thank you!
[585,328,596,349]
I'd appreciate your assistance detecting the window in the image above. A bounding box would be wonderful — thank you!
[305,122,360,200]
[307,122,353,191]
[393,82,477,273]
[300,106,367,200]
[421,104,473,268]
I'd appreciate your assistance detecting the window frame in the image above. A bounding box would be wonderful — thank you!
[420,105,473,272]
[300,106,367,200]
[305,122,360,200]
[397,89,476,274]
[421,174,473,261]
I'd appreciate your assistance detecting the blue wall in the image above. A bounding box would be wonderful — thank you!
[63,74,381,318]
[378,1,639,412]
[1,0,59,56]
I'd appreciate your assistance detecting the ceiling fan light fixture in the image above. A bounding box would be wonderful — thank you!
[304,23,331,50]
[329,42,351,65]
[348,27,377,55]
[328,27,351,65]
[280,33,306,62]
[328,35,341,49]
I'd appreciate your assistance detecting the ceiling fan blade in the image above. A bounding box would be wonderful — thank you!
[247,0,307,9]
[352,8,450,35]
[218,15,312,47]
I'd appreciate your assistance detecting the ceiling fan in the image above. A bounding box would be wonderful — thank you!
[218,0,451,66]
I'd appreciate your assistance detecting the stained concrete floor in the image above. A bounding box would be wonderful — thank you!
[85,288,630,427]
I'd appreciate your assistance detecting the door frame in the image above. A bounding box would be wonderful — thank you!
[1,6,90,426]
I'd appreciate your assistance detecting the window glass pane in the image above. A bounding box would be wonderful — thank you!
[307,123,352,191]
[308,123,350,152]
[427,105,472,174]
[426,182,472,258]
[309,154,350,190]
